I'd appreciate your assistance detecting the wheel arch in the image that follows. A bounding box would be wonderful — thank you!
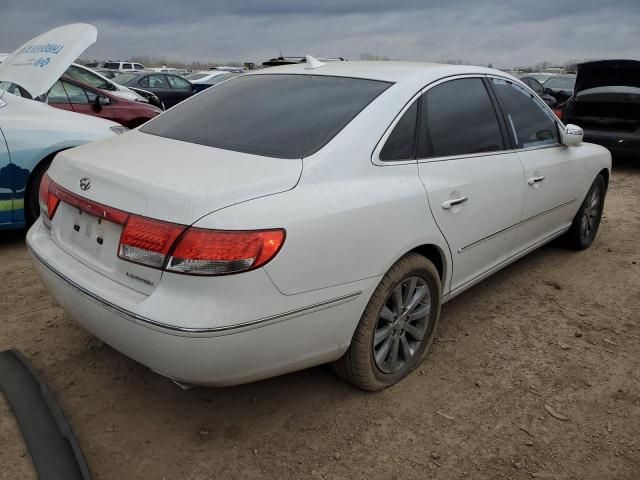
[407,243,447,284]
[24,148,71,222]
[598,168,610,190]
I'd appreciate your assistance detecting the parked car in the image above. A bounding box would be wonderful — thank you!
[520,76,558,107]
[46,77,162,128]
[564,60,640,157]
[186,70,240,92]
[0,24,123,229]
[65,63,148,103]
[93,68,118,79]
[543,74,576,104]
[28,59,610,391]
[262,56,345,67]
[85,60,146,72]
[113,72,196,108]
[524,72,557,84]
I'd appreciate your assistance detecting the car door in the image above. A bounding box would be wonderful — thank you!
[166,75,194,106]
[416,77,526,293]
[60,80,116,122]
[488,77,582,252]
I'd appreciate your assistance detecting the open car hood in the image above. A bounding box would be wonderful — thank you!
[0,24,96,98]
[575,60,640,94]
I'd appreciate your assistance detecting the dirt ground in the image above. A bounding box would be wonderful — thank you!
[1,161,639,480]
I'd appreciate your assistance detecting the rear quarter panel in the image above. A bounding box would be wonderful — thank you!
[193,80,452,296]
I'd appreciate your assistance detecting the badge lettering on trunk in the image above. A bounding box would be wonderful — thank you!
[79,177,91,191]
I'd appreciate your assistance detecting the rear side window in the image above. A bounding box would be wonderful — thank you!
[122,63,132,70]
[103,62,119,70]
[380,101,418,161]
[491,79,559,148]
[418,78,504,158]
[142,74,391,159]
[167,75,191,89]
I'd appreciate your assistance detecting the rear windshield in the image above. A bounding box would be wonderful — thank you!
[545,76,576,90]
[114,73,139,85]
[141,74,391,158]
[186,73,209,81]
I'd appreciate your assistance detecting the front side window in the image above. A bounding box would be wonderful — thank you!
[491,78,559,149]
[134,64,145,70]
[380,101,418,161]
[167,75,191,89]
[418,78,504,158]
[62,81,90,104]
[47,81,71,104]
[142,74,391,159]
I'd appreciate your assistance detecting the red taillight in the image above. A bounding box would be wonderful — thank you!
[553,108,564,121]
[41,177,285,275]
[118,216,185,268]
[39,173,60,219]
[166,229,286,275]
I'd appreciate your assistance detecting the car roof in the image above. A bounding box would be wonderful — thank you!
[249,60,506,83]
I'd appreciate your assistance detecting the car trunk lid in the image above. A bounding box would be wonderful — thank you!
[566,60,640,132]
[46,130,302,294]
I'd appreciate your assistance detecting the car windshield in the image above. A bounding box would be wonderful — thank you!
[186,73,210,81]
[66,65,110,89]
[545,76,576,90]
[113,73,139,85]
[141,74,391,159]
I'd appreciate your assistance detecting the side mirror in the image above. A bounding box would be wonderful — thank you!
[562,124,583,147]
[92,95,110,111]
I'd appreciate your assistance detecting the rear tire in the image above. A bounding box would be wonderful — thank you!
[564,175,606,250]
[333,253,442,391]
[25,159,52,227]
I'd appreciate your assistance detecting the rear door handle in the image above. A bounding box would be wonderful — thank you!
[442,196,468,209]
[527,175,546,185]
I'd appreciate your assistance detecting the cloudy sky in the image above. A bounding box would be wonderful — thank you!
[2,0,639,67]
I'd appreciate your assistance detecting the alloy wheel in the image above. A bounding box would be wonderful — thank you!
[373,276,431,374]
[580,185,601,241]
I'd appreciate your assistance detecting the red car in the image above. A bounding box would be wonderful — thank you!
[46,76,163,129]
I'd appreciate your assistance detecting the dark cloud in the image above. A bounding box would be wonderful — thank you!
[1,0,639,67]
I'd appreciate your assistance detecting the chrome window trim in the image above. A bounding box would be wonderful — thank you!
[28,244,362,338]
[373,73,500,166]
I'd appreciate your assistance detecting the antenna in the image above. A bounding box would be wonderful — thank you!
[305,55,326,69]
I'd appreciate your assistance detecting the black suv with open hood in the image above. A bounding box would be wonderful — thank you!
[564,60,640,156]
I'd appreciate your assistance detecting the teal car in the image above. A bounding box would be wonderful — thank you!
[0,23,122,229]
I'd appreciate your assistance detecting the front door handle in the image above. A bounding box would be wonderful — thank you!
[442,196,468,209]
[527,175,546,185]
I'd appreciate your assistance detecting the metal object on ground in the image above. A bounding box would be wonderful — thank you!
[0,350,92,480]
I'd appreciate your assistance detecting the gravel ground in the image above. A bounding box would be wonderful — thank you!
[1,161,638,480]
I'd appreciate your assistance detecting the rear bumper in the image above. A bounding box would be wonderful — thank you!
[583,129,640,155]
[27,220,375,385]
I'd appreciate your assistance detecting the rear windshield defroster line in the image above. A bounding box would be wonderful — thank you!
[141,74,392,159]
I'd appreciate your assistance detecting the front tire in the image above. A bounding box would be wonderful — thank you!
[333,253,442,391]
[564,175,606,250]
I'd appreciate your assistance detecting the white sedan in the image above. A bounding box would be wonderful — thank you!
[27,59,611,391]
